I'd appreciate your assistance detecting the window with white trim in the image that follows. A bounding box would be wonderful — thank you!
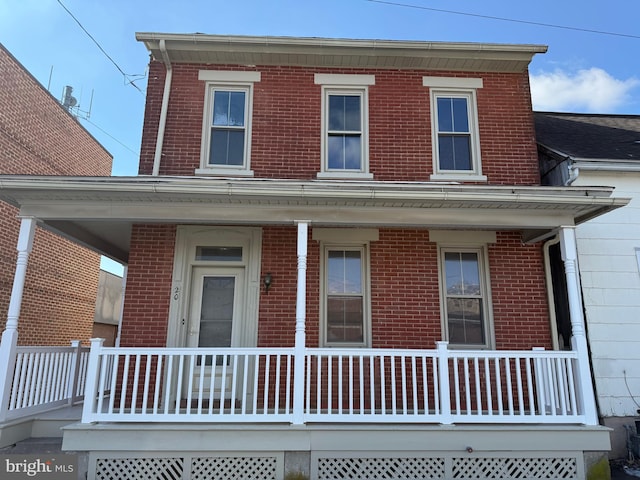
[431,231,494,349]
[197,70,260,176]
[315,74,374,179]
[424,77,484,181]
[323,246,369,346]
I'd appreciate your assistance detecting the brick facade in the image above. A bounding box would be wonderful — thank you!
[0,44,112,345]
[121,48,551,351]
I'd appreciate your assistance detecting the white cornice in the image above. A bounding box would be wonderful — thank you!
[135,33,547,73]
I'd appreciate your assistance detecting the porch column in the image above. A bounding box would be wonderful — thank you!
[559,226,598,425]
[292,221,309,425]
[0,217,37,422]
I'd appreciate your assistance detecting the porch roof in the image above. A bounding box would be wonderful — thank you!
[0,175,628,263]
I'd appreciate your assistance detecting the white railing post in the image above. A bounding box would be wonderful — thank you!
[67,340,82,405]
[0,217,37,423]
[559,226,598,424]
[436,341,453,424]
[81,338,105,423]
[292,221,309,425]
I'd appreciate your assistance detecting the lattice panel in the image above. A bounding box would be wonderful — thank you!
[452,457,578,479]
[95,457,184,480]
[317,457,445,479]
[191,456,278,480]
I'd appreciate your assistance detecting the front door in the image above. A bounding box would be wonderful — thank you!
[186,266,245,398]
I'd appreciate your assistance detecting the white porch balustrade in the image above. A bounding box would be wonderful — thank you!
[81,340,588,425]
[0,341,90,421]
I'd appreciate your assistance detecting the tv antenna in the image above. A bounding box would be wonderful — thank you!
[61,85,93,120]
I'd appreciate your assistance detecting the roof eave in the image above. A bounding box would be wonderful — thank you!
[135,32,548,73]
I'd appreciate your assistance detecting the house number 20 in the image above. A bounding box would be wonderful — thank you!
[173,286,180,300]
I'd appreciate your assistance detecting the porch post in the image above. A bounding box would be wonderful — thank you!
[292,221,309,425]
[0,216,37,422]
[559,226,598,425]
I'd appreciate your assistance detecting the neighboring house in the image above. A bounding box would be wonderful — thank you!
[536,111,640,459]
[0,43,112,345]
[0,35,630,480]
[92,269,124,347]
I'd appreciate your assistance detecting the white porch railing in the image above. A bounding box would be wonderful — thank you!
[81,340,586,425]
[1,341,90,421]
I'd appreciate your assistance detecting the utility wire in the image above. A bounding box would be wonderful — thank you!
[56,0,145,93]
[366,0,640,40]
[81,117,139,157]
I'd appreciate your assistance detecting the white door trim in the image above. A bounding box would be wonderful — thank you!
[167,226,262,349]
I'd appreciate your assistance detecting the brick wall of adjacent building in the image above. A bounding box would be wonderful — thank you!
[122,225,551,351]
[0,44,112,345]
[139,62,539,185]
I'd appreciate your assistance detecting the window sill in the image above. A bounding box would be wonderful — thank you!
[195,168,254,177]
[430,173,487,182]
[316,171,374,180]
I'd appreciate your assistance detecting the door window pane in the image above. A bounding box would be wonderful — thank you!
[198,276,235,348]
[195,246,243,262]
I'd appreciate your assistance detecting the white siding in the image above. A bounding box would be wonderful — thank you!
[573,171,640,418]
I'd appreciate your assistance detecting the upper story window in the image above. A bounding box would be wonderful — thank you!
[197,70,261,176]
[423,77,485,182]
[315,74,375,180]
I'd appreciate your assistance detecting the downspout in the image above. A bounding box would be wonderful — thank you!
[565,161,579,186]
[152,39,172,176]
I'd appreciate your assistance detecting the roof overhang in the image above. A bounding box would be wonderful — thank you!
[135,33,548,73]
[0,176,628,264]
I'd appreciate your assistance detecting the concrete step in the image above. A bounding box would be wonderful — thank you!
[0,436,63,454]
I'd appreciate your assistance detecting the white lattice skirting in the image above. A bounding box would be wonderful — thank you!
[313,453,582,480]
[90,451,582,480]
[91,453,281,480]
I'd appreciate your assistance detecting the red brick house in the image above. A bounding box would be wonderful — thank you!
[0,43,112,345]
[0,34,628,480]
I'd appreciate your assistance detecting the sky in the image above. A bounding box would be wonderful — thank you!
[1,0,639,274]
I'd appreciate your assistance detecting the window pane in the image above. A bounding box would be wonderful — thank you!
[213,91,230,126]
[344,96,361,131]
[328,135,345,169]
[329,95,345,131]
[327,296,364,343]
[195,247,243,262]
[437,97,453,132]
[445,252,480,295]
[198,276,234,348]
[227,130,245,165]
[328,250,362,294]
[344,136,362,169]
[447,298,484,344]
[452,98,469,132]
[329,95,361,131]
[229,91,245,126]
[438,135,471,171]
[210,130,245,166]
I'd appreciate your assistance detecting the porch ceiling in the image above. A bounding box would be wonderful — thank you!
[0,176,628,264]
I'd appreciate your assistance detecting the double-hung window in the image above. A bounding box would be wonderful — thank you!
[431,230,495,348]
[315,74,374,179]
[314,228,377,347]
[423,77,485,181]
[197,70,260,176]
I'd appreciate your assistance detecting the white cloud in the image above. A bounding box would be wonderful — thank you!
[530,68,639,113]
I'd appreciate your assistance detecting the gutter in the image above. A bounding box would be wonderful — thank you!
[152,39,172,177]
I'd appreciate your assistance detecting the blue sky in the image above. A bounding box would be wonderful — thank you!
[1,0,639,274]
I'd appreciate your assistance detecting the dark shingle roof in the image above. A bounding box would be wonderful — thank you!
[534,112,640,161]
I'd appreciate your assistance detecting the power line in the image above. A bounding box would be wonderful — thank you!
[366,0,640,40]
[81,117,139,158]
[56,0,145,93]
